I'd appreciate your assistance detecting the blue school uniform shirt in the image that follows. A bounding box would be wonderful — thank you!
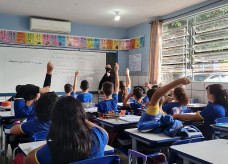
[118,88,131,102]
[198,102,226,139]
[139,105,165,123]
[20,117,50,141]
[60,92,76,98]
[130,99,142,115]
[98,94,118,114]
[77,92,93,102]
[162,102,187,115]
[142,96,149,104]
[14,98,36,121]
[36,127,108,164]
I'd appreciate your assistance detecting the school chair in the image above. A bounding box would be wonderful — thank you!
[169,137,205,164]
[69,155,120,164]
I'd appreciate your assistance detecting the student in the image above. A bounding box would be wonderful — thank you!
[123,88,143,115]
[173,84,228,139]
[14,62,53,120]
[76,71,93,103]
[118,68,131,102]
[162,87,189,115]
[25,97,108,164]
[139,78,190,123]
[98,63,119,114]
[142,83,159,104]
[61,71,78,98]
[7,85,22,101]
[10,92,58,137]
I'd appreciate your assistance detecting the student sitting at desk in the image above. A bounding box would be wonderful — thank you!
[25,97,108,164]
[139,78,190,123]
[76,71,93,103]
[61,70,78,98]
[142,83,159,104]
[162,87,189,115]
[118,68,131,102]
[98,63,119,115]
[173,84,228,139]
[123,88,143,115]
[14,62,53,120]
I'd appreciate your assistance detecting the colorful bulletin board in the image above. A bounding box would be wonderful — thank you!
[0,29,144,51]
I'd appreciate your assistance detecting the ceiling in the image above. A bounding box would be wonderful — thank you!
[0,0,207,28]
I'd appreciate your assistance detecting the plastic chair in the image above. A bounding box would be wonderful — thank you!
[69,155,120,164]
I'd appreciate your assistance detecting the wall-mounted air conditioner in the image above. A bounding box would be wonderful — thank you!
[30,18,71,34]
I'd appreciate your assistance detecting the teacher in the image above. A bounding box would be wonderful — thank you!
[98,64,115,94]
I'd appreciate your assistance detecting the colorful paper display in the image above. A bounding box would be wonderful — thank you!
[0,29,144,50]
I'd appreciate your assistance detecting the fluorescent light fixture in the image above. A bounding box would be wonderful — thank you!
[114,11,120,21]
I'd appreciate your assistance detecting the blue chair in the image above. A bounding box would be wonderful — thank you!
[213,117,228,139]
[69,155,120,164]
[215,117,228,123]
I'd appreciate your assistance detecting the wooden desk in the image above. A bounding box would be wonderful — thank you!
[170,139,228,164]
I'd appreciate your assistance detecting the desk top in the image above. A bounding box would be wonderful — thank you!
[97,116,139,127]
[19,141,114,156]
[125,128,202,143]
[188,103,207,108]
[0,110,15,119]
[170,139,228,164]
[84,107,97,113]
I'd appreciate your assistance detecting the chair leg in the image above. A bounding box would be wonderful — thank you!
[12,147,18,161]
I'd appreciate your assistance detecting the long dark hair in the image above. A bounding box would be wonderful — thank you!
[47,97,96,163]
[174,87,188,106]
[207,84,228,114]
[119,81,128,102]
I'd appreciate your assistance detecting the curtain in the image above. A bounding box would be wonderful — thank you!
[149,20,162,84]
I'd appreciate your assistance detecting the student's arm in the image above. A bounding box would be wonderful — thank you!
[123,93,132,108]
[73,71,80,92]
[149,78,190,106]
[173,112,203,121]
[10,125,24,135]
[144,82,151,90]
[114,63,119,94]
[86,120,108,137]
[126,68,131,89]
[25,145,45,164]
[43,62,54,87]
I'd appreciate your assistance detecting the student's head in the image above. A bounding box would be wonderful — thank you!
[152,85,159,90]
[16,85,21,93]
[102,82,113,97]
[173,87,188,106]
[119,81,128,101]
[23,84,39,101]
[206,84,228,110]
[64,84,73,93]
[133,88,143,100]
[34,92,58,122]
[147,88,164,106]
[80,80,89,91]
[105,64,112,72]
[48,97,95,163]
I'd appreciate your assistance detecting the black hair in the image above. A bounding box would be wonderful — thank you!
[48,97,98,163]
[102,82,113,97]
[119,81,128,102]
[34,92,58,122]
[16,85,22,93]
[64,84,73,93]
[206,84,228,115]
[133,87,143,100]
[147,88,163,106]
[174,87,188,106]
[81,80,89,91]
[152,85,159,89]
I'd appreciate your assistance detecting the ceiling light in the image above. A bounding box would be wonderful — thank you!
[114,11,120,21]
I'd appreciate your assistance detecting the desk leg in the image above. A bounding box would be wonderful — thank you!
[4,133,8,164]
[131,138,137,164]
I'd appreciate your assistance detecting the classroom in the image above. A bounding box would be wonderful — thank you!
[0,0,228,163]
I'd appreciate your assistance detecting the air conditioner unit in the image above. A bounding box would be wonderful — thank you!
[30,18,71,34]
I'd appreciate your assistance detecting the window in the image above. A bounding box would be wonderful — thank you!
[161,5,228,82]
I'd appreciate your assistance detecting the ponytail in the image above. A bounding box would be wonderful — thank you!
[174,87,189,106]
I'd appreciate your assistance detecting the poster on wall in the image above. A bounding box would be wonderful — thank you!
[129,54,141,72]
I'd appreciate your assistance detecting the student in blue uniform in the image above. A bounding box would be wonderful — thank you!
[142,83,159,104]
[118,68,131,102]
[14,62,53,120]
[25,97,108,164]
[61,71,78,98]
[173,84,228,139]
[139,78,190,123]
[76,71,93,102]
[123,88,144,115]
[98,63,119,114]
[162,86,189,115]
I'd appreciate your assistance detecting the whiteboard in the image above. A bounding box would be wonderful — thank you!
[0,46,106,93]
